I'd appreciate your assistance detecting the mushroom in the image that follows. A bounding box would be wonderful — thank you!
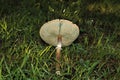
[39,19,79,75]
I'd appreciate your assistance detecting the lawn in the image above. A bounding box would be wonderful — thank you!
[0,0,120,80]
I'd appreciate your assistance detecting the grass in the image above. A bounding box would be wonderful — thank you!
[0,0,120,80]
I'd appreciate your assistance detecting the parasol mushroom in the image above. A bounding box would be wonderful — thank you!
[39,19,79,75]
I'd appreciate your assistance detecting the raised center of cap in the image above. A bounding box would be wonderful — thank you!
[57,20,63,47]
[58,20,62,35]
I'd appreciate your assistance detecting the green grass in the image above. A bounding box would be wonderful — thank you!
[0,0,120,80]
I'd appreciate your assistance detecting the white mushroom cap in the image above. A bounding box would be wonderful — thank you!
[40,19,79,47]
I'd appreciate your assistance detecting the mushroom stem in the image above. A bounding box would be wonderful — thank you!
[56,35,62,75]
[56,47,61,75]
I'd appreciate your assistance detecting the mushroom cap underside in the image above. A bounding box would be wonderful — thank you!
[40,19,79,46]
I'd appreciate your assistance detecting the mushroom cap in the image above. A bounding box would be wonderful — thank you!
[40,19,79,47]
